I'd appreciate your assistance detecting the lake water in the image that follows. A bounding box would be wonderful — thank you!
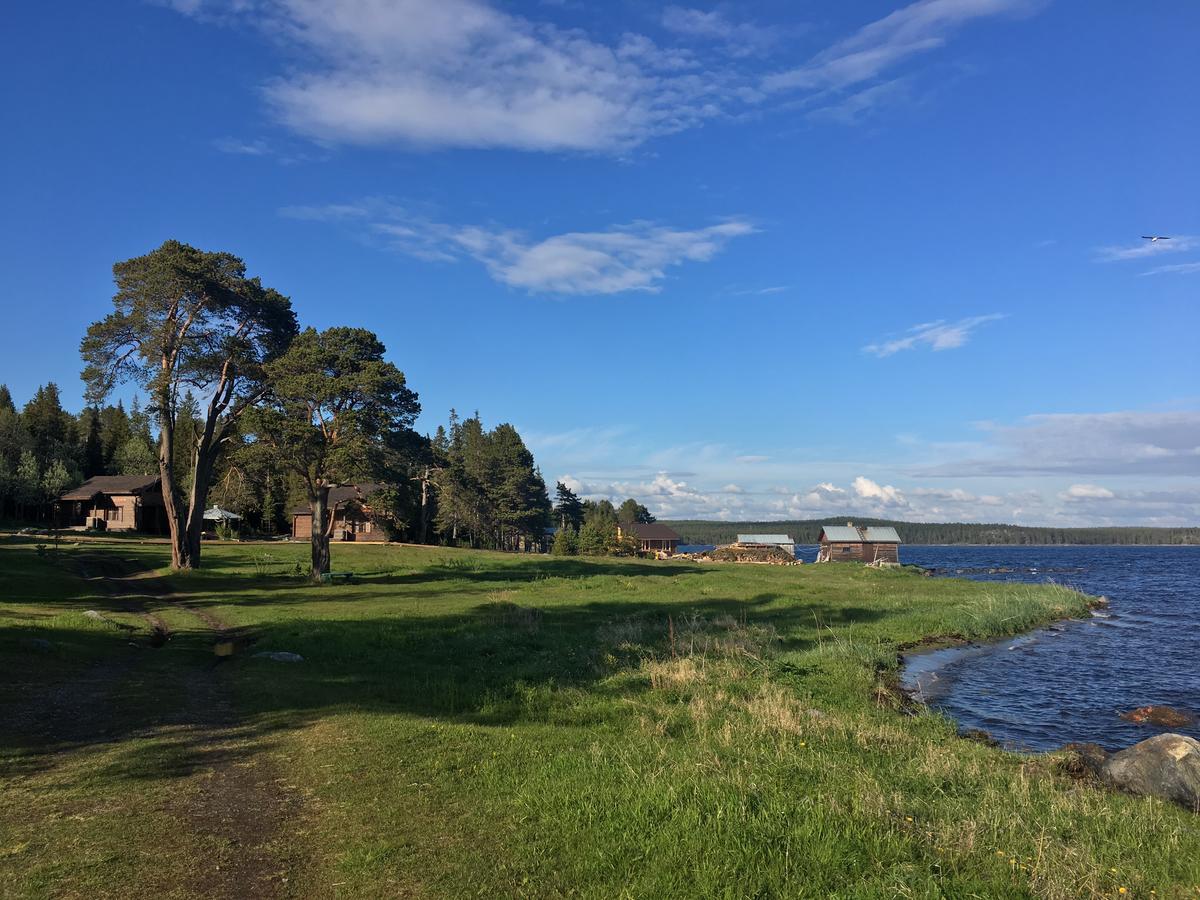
[680,543,1200,750]
[896,545,1200,751]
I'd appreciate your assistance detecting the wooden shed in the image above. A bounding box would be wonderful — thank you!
[57,475,166,533]
[291,484,388,542]
[616,522,682,556]
[816,523,901,563]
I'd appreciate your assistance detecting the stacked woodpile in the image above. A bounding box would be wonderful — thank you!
[702,545,800,565]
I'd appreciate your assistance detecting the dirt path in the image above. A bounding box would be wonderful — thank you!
[6,556,309,898]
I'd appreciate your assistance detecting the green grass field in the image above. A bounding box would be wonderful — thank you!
[1,536,1197,899]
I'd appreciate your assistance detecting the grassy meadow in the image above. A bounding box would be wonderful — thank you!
[1,536,1198,899]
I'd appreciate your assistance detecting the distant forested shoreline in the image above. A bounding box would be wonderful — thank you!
[665,518,1200,546]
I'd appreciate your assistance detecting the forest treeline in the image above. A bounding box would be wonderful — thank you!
[667,518,1200,546]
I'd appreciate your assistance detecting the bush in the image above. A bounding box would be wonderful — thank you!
[577,520,615,556]
[551,526,579,556]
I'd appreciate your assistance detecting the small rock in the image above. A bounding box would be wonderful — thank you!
[1100,733,1200,812]
[253,651,304,663]
[1062,742,1110,779]
[1120,705,1197,728]
[83,610,105,620]
[962,728,999,747]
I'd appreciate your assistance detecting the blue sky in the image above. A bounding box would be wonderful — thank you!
[2,0,1198,525]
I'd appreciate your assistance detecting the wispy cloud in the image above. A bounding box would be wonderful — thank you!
[660,6,784,57]
[1141,261,1200,276]
[762,0,1036,94]
[212,136,272,156]
[1095,235,1197,262]
[282,200,756,294]
[863,314,1004,357]
[915,410,1200,478]
[807,77,912,124]
[730,285,789,297]
[168,0,1040,152]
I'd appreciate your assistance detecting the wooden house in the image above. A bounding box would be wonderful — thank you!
[616,522,682,556]
[57,475,166,533]
[816,522,901,563]
[291,484,388,542]
[735,533,796,556]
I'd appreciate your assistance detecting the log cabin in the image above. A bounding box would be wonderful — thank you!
[616,522,682,556]
[57,475,167,533]
[290,484,388,542]
[816,523,901,563]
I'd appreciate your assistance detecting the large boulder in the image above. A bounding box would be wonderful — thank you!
[1100,733,1200,812]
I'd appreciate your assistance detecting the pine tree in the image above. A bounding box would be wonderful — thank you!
[551,526,579,556]
[14,450,40,521]
[617,498,655,525]
[554,481,584,530]
[82,408,105,477]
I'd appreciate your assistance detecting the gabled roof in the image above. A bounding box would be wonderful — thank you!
[864,526,902,543]
[819,524,902,543]
[620,522,682,541]
[59,474,160,501]
[819,525,861,542]
[737,533,794,544]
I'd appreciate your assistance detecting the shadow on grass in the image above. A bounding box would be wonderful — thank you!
[0,538,898,787]
[0,583,891,786]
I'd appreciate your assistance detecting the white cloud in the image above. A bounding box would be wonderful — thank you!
[1096,236,1197,262]
[762,0,1035,94]
[172,0,728,152]
[852,475,908,507]
[1141,261,1200,276]
[1060,483,1115,501]
[863,314,1004,357]
[169,0,1039,152]
[282,200,756,294]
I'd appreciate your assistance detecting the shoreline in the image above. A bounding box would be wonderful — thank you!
[897,594,1111,747]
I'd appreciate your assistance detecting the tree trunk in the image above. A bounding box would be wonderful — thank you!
[178,439,221,568]
[156,401,190,570]
[417,467,429,544]
[310,484,331,582]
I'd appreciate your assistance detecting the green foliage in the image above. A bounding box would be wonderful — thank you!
[80,239,298,567]
[550,525,578,556]
[617,498,655,524]
[40,459,75,504]
[251,326,419,490]
[576,518,616,556]
[81,407,104,478]
[112,435,158,476]
[553,481,583,530]
[431,410,550,551]
[247,326,420,577]
[582,498,616,525]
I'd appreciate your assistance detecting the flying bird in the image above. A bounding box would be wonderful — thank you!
[1141,235,1171,242]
